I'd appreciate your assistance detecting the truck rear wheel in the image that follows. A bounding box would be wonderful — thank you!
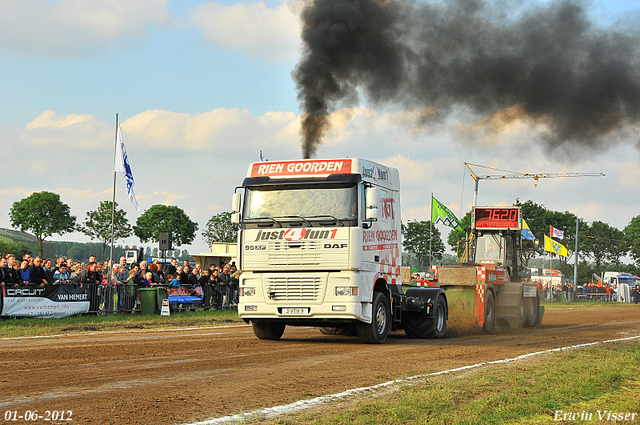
[524,296,539,327]
[426,295,447,338]
[483,290,496,333]
[357,292,390,344]
[252,321,286,340]
[519,295,527,328]
[403,295,447,339]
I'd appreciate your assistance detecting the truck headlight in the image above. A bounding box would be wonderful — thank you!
[335,286,358,296]
[240,287,256,297]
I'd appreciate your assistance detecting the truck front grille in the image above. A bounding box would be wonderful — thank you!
[265,276,322,302]
[268,241,321,266]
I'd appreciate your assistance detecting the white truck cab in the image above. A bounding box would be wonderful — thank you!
[232,158,447,343]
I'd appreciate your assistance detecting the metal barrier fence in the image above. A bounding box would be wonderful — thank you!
[576,293,615,302]
[0,283,237,317]
[87,283,233,315]
[542,288,577,302]
[542,288,621,302]
[86,283,140,315]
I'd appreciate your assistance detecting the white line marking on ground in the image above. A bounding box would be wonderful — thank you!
[186,334,640,425]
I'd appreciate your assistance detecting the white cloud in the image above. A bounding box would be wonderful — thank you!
[190,1,301,62]
[0,0,171,56]
[22,110,112,147]
[3,106,639,255]
[121,108,300,156]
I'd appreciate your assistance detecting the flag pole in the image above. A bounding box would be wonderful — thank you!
[429,193,433,270]
[107,114,118,291]
[573,217,579,291]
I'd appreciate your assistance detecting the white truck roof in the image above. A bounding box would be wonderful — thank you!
[246,158,400,191]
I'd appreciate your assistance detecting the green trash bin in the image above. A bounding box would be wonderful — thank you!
[139,288,158,315]
[558,293,567,303]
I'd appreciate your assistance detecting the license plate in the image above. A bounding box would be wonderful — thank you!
[281,308,308,315]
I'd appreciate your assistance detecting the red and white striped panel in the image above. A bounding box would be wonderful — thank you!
[476,284,485,303]
[476,266,486,283]
[379,243,401,285]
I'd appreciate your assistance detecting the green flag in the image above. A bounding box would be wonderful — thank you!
[432,196,464,231]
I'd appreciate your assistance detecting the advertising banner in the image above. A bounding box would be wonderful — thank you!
[1,285,90,318]
[250,159,352,178]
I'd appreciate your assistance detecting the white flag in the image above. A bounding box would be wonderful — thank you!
[115,124,140,211]
[550,225,564,239]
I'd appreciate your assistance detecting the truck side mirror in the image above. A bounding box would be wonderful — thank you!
[232,192,241,213]
[365,187,379,221]
[231,212,241,224]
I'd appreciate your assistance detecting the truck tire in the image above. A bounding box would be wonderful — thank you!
[483,290,496,333]
[252,321,286,340]
[404,296,447,339]
[524,296,539,327]
[356,292,390,344]
[403,295,447,339]
[427,295,447,339]
[519,295,527,328]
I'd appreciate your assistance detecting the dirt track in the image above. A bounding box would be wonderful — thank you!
[2,305,640,425]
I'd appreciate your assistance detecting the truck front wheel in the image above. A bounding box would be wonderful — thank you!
[357,292,390,344]
[252,321,286,340]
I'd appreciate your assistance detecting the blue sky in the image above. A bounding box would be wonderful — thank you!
[1,0,639,258]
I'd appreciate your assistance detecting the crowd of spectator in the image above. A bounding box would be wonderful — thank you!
[539,281,577,302]
[579,281,640,303]
[0,253,85,287]
[538,279,640,303]
[0,252,242,310]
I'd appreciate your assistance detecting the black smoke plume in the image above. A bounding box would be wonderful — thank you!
[292,0,640,158]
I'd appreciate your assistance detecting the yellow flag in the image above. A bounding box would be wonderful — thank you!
[544,234,568,257]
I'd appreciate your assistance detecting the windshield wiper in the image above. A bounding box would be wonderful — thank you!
[307,215,346,227]
[245,217,283,228]
[273,215,313,227]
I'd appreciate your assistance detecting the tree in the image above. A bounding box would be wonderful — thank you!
[514,199,583,275]
[202,211,239,244]
[514,199,550,267]
[133,204,198,246]
[582,221,628,270]
[401,220,444,269]
[0,239,33,259]
[446,211,472,260]
[545,209,580,275]
[79,200,132,261]
[66,245,85,262]
[624,216,640,269]
[9,191,76,257]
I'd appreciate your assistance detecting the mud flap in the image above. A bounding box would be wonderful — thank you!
[538,305,545,325]
[441,286,483,335]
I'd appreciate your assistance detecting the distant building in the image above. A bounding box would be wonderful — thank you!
[0,228,56,258]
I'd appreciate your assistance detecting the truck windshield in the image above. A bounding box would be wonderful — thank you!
[475,234,503,264]
[244,185,357,222]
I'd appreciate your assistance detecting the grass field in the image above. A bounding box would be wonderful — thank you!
[0,308,244,338]
[541,300,636,310]
[266,340,640,425]
[3,301,639,423]
[0,300,631,338]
